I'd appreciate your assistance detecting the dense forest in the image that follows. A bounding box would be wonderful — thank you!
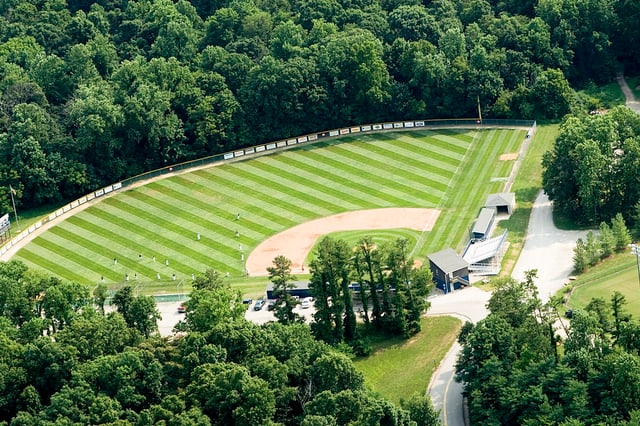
[542,106,640,226]
[1,0,640,212]
[0,255,440,425]
[456,271,640,425]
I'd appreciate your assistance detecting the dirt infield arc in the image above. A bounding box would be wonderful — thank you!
[246,208,441,276]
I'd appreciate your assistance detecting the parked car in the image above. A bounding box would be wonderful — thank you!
[254,298,266,311]
[242,298,253,305]
[300,297,312,309]
[177,303,187,313]
[267,300,276,311]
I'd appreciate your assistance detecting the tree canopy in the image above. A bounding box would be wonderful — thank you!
[457,272,640,425]
[0,259,439,425]
[1,0,638,212]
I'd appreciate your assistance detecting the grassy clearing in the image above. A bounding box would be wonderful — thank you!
[14,128,525,296]
[562,253,640,318]
[353,316,462,404]
[577,81,625,108]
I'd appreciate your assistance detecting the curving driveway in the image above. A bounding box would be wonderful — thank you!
[617,73,640,114]
[427,190,587,425]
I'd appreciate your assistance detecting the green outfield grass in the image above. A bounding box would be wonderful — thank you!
[353,315,462,403]
[14,128,526,295]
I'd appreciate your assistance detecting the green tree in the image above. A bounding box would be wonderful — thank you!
[599,222,616,258]
[186,362,276,425]
[267,255,302,325]
[611,213,632,252]
[573,238,588,274]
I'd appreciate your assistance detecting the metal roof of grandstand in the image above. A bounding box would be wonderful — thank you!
[462,232,508,264]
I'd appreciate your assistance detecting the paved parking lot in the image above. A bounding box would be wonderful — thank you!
[156,299,315,336]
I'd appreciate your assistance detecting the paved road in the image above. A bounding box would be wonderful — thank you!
[617,73,640,114]
[427,190,587,425]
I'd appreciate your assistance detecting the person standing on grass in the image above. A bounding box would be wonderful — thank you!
[236,213,240,220]
[114,257,117,265]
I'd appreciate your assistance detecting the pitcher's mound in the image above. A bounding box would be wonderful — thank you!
[246,208,440,276]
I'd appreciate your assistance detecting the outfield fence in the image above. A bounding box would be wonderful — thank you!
[0,118,535,260]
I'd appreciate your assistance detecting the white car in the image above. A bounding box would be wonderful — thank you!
[300,297,312,309]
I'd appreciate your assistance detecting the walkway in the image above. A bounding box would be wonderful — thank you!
[616,73,640,113]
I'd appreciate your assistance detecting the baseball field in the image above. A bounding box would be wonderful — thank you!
[13,128,526,294]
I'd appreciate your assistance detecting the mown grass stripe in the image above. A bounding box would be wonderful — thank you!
[79,206,239,275]
[216,164,341,215]
[16,247,91,283]
[46,225,165,279]
[299,149,440,207]
[361,135,464,174]
[281,150,436,206]
[343,143,453,190]
[263,154,402,207]
[167,175,298,228]
[228,161,364,212]
[244,159,370,210]
[118,185,276,241]
[188,168,321,222]
[99,195,256,258]
[318,145,443,201]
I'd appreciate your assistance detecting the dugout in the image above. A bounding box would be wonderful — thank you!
[266,281,312,300]
[427,248,470,294]
[471,207,495,241]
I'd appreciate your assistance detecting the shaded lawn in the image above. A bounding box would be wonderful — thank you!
[353,315,462,404]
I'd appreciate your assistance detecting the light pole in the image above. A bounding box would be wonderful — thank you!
[630,244,640,287]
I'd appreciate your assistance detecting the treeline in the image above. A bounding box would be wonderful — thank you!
[457,271,640,425]
[543,106,640,226]
[572,213,632,273]
[0,260,440,425]
[269,237,433,354]
[1,0,638,211]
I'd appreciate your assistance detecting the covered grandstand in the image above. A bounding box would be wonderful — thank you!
[462,230,509,275]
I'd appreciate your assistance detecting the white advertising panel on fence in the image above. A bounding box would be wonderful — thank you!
[415,121,425,127]
[35,221,42,229]
[383,123,393,129]
[56,208,63,217]
[287,139,297,145]
[95,189,104,197]
[113,182,122,190]
[340,128,350,135]
[350,127,360,133]
[329,130,340,136]
[308,134,317,140]
[276,141,287,148]
[224,153,234,159]
[245,147,255,154]
[104,186,113,194]
[79,196,87,204]
[62,205,71,213]
[49,213,56,221]
[297,136,308,143]
[361,125,372,131]
[87,192,95,201]
[256,145,266,152]
[404,122,414,127]
[28,225,36,233]
[70,200,78,208]
[234,150,244,157]
[266,143,277,150]
[373,124,383,130]
[393,122,403,128]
